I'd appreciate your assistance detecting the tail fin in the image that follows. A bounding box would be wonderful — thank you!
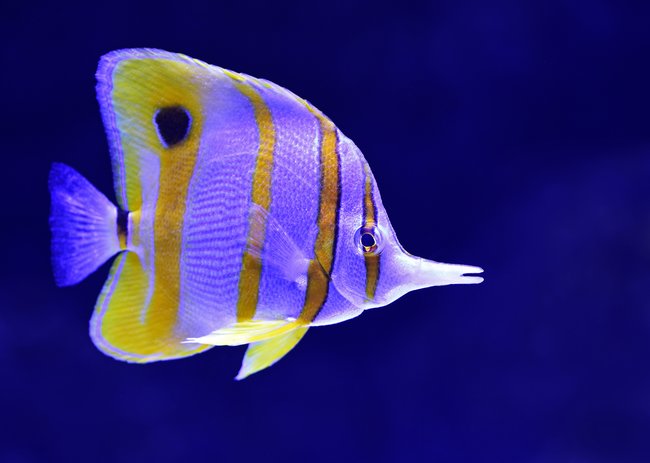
[49,163,121,287]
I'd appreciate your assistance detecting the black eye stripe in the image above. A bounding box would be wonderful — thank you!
[154,106,191,147]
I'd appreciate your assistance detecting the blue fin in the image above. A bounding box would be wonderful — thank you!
[49,163,121,287]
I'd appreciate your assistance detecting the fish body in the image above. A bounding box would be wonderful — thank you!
[49,49,483,379]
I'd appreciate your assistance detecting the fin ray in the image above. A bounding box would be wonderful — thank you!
[49,163,121,286]
[246,203,310,284]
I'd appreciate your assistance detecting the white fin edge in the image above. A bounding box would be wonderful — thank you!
[184,320,299,346]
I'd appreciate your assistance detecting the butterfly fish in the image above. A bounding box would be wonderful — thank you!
[49,49,484,379]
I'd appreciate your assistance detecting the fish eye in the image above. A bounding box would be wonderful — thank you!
[154,105,191,148]
[355,226,382,254]
[361,232,376,250]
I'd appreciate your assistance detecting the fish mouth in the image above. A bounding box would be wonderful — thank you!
[442,263,484,285]
[413,259,484,287]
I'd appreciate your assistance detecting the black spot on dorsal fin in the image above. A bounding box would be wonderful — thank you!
[154,106,191,148]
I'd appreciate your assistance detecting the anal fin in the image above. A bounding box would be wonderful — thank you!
[91,252,212,362]
[236,326,309,380]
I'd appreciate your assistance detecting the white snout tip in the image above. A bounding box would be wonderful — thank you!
[415,260,484,287]
[443,263,484,285]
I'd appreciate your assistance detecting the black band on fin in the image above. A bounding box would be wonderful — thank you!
[117,209,129,245]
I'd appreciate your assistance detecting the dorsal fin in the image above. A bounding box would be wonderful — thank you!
[96,48,215,211]
[91,49,224,361]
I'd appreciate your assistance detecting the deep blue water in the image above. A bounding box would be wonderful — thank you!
[3,1,650,462]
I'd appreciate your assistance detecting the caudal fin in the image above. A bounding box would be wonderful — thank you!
[49,163,121,287]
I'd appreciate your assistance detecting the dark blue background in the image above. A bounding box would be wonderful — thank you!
[3,1,650,462]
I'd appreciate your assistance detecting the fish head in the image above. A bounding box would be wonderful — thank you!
[330,153,483,311]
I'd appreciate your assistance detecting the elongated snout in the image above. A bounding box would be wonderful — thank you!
[411,258,484,288]
[376,252,484,307]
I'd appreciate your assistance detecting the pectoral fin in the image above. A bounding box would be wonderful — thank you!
[246,203,310,284]
[236,326,309,380]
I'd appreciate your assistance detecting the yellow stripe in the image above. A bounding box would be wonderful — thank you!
[234,81,276,322]
[105,58,207,356]
[298,109,340,324]
[363,163,377,224]
[362,163,379,301]
[146,110,203,346]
